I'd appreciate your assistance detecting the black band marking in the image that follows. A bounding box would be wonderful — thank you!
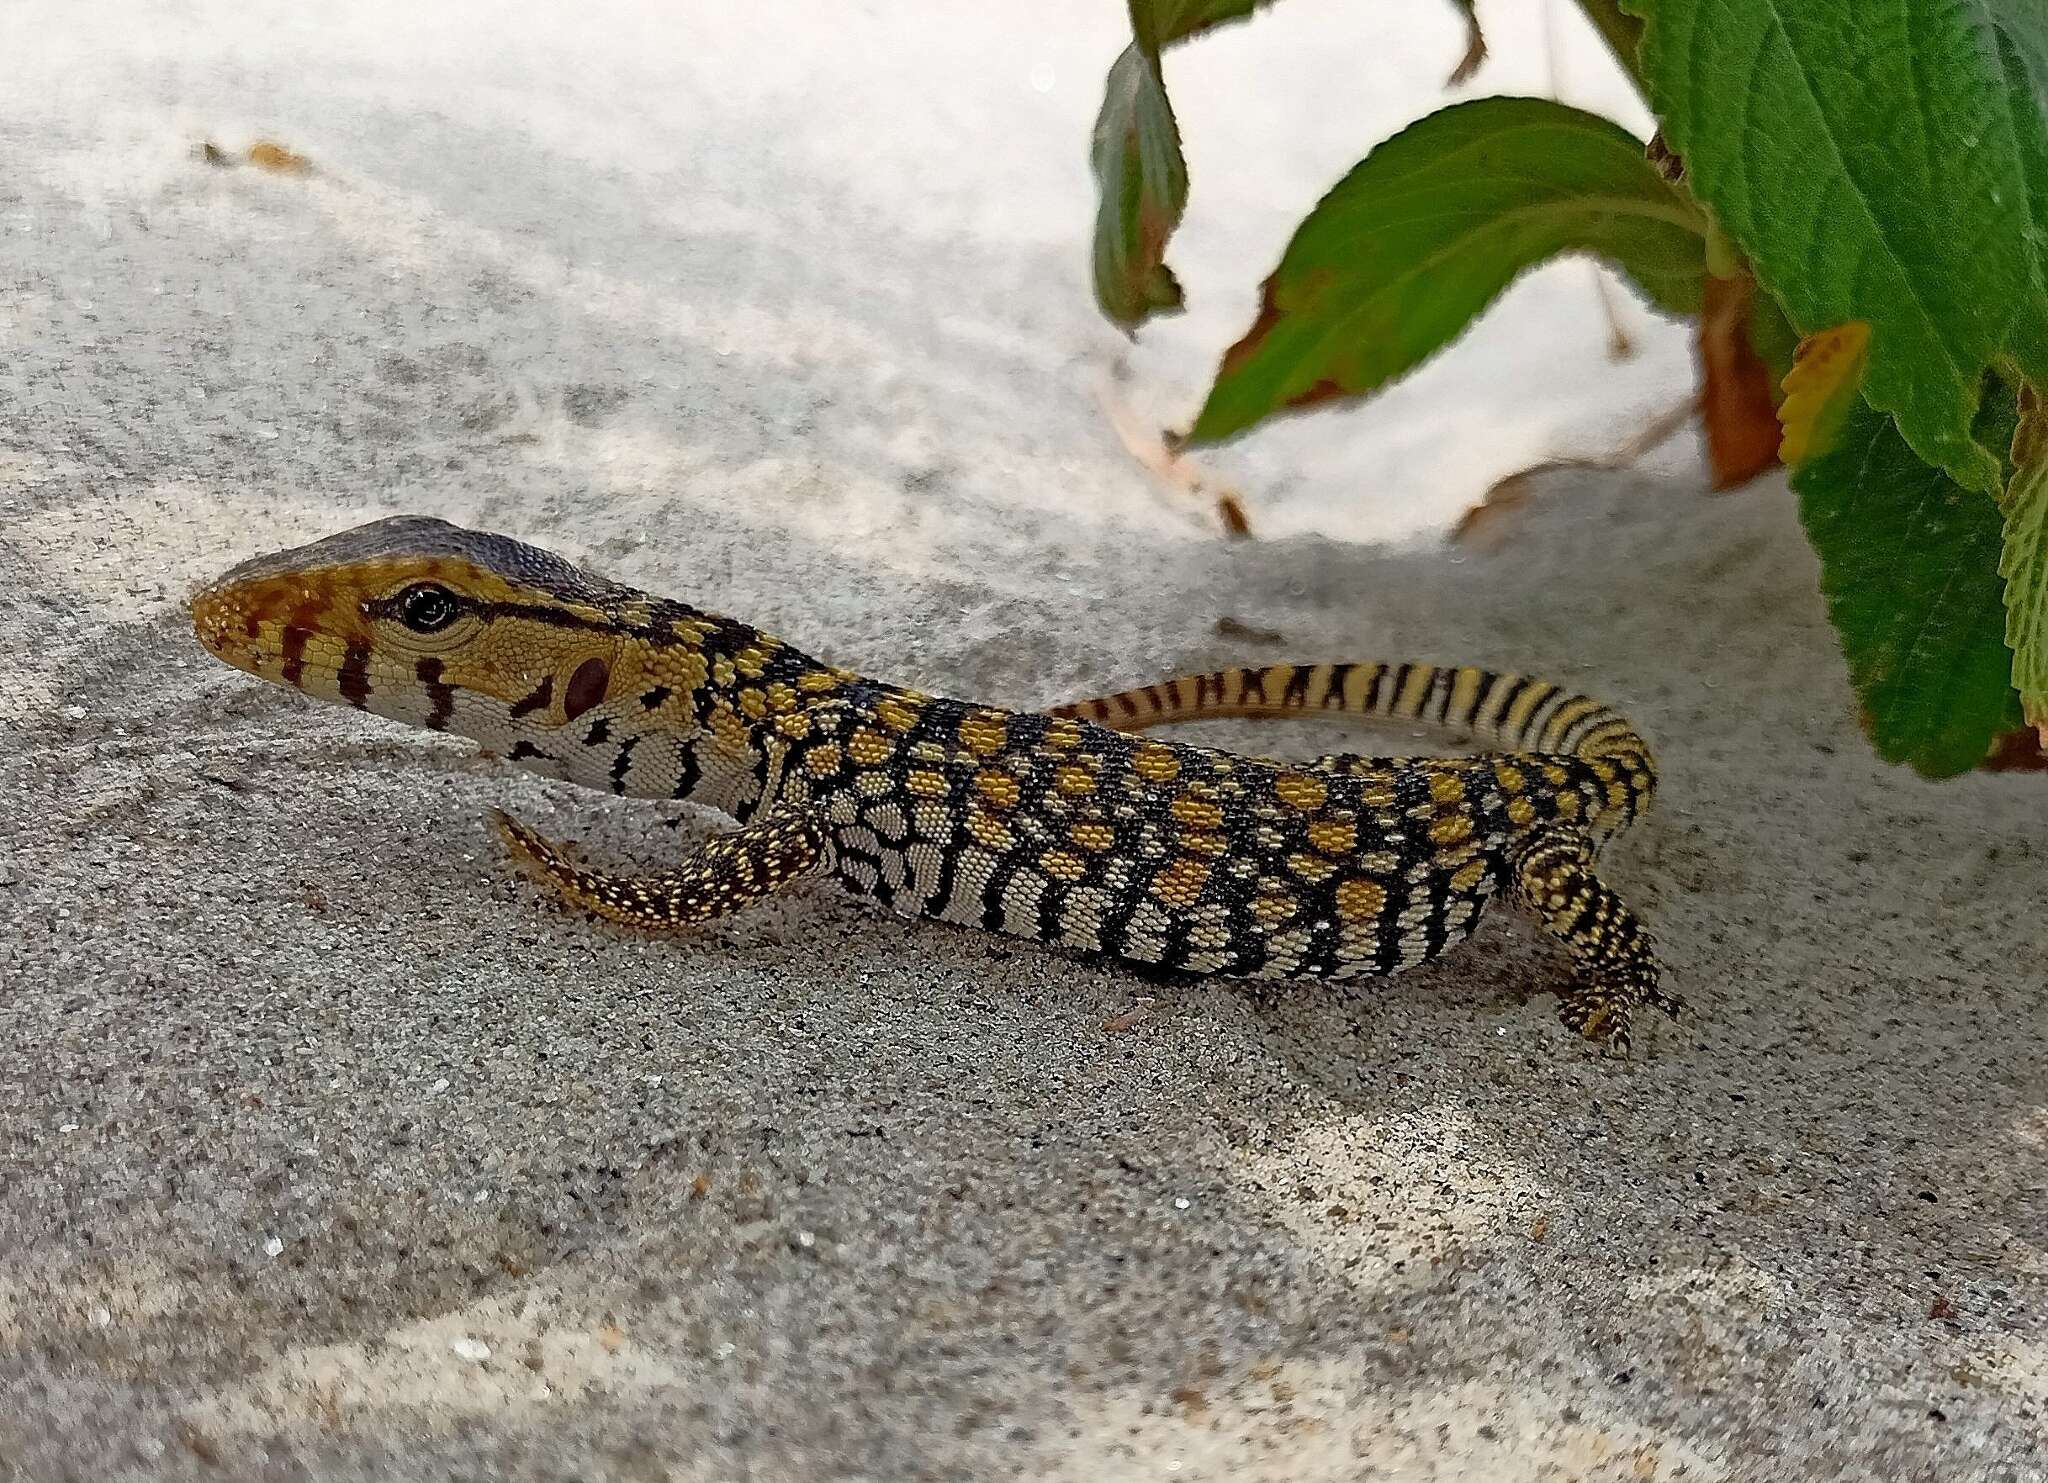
[416,657,455,731]
[509,674,554,719]
[609,736,639,795]
[281,627,309,688]
[338,644,372,708]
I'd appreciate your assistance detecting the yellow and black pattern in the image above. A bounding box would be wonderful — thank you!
[191,517,1678,1050]
[1046,661,1657,841]
[494,807,827,928]
[781,693,1507,980]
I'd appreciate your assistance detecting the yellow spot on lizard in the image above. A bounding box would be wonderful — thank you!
[1306,817,1357,855]
[1274,772,1328,810]
[1131,744,1180,783]
[847,728,894,767]
[1040,849,1087,882]
[958,713,1009,755]
[1151,857,1210,907]
[1335,878,1387,922]
[976,770,1021,809]
[1055,765,1096,797]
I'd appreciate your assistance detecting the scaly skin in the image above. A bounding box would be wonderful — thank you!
[190,516,1679,1049]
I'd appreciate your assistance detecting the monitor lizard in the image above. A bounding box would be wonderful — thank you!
[190,516,1679,1050]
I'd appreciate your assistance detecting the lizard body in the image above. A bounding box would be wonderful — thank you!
[191,517,1678,1048]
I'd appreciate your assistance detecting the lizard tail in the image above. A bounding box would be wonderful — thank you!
[1047,661,1656,811]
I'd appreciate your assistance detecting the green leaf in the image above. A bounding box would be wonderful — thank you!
[1987,10,2048,384]
[1091,1,1285,329]
[1187,97,1706,444]
[1090,42,1189,328]
[1746,282,1800,386]
[1136,0,1276,47]
[1794,390,2024,776]
[1089,0,1488,329]
[2002,385,2048,740]
[1629,0,2048,493]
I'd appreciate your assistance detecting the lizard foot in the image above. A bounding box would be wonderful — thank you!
[1557,972,1685,1055]
[490,806,826,930]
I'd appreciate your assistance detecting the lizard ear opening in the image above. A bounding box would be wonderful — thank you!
[564,656,612,721]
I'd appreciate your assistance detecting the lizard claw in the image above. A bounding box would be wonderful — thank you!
[1558,986,1632,1054]
[1558,969,1681,1055]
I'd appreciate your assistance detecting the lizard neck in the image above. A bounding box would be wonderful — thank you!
[531,598,870,815]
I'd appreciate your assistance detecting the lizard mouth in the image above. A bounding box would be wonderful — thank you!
[189,584,233,638]
[189,583,262,673]
[189,569,370,690]
[189,578,295,676]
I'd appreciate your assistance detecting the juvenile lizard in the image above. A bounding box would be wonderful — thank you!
[191,516,1679,1049]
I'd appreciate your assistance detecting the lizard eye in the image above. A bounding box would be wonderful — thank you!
[395,583,460,634]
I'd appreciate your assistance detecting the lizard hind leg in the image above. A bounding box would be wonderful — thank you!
[491,807,828,931]
[1507,823,1683,1053]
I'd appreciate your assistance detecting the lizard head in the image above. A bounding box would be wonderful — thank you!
[190,515,652,750]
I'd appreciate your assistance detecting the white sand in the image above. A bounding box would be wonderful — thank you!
[4,4,2045,1478]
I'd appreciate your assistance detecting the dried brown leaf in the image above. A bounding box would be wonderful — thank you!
[1216,492,1253,539]
[1983,727,2048,771]
[1592,269,1637,361]
[1697,271,1782,488]
[1645,132,1684,185]
[1454,462,1575,548]
[247,140,313,175]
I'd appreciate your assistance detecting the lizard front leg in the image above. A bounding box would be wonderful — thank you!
[491,808,828,929]
[1507,823,1682,1052]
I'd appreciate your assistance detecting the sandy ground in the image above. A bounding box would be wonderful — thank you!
[4,3,2047,1479]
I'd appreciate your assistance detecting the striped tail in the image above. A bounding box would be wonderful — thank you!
[1047,661,1657,817]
